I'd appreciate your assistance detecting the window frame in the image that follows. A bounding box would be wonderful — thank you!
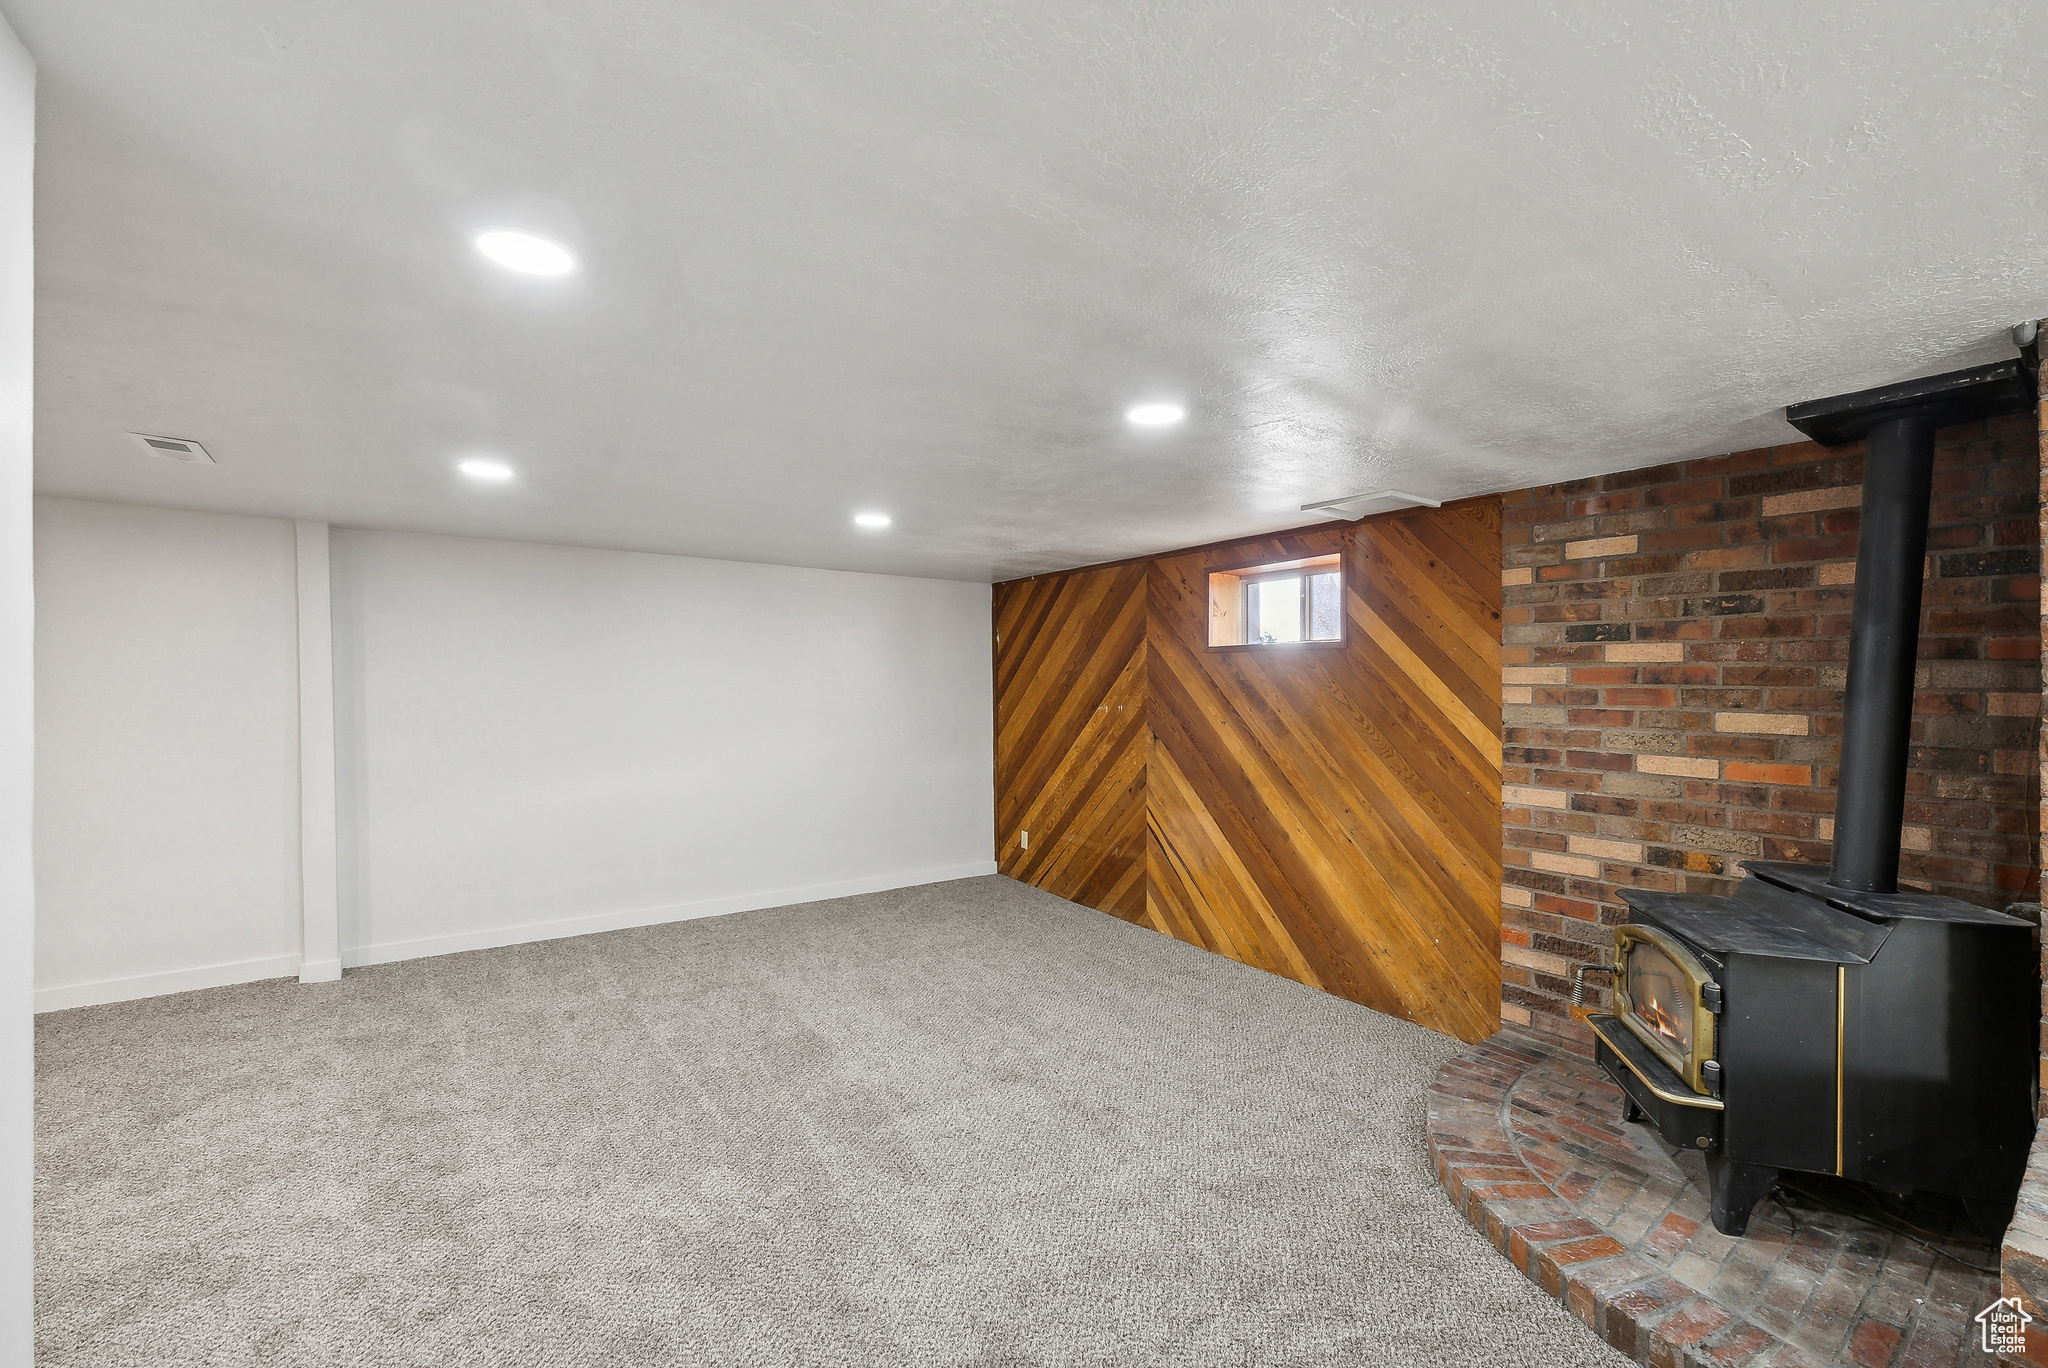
[1205,551,1347,653]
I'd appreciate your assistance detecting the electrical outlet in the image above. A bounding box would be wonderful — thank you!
[1020,830,1029,850]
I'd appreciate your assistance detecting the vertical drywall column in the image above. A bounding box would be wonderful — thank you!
[0,12,32,1360]
[296,521,342,982]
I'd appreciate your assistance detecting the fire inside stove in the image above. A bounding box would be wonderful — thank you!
[1625,939,1694,1062]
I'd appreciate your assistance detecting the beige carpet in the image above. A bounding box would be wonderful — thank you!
[36,875,1623,1366]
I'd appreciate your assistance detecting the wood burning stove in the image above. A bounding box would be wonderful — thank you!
[1586,349,2042,1237]
[1590,864,2034,1235]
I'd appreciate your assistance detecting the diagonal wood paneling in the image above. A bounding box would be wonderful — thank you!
[1146,505,1503,1040]
[993,562,1148,922]
[994,500,1503,1042]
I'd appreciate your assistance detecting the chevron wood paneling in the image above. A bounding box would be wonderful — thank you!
[993,501,1503,1042]
[993,562,1149,922]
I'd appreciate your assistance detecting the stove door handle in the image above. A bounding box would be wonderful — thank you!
[1570,962,1612,1010]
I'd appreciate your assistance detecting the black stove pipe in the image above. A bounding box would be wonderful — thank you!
[1785,358,2039,896]
[1785,351,2037,895]
[1826,416,1937,893]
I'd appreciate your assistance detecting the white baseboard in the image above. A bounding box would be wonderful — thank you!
[33,863,999,1012]
[342,860,999,969]
[35,953,304,1013]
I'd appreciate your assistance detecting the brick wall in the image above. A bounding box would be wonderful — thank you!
[2002,400,2048,1368]
[1499,411,2041,1052]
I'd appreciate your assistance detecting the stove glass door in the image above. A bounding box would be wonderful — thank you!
[1626,940,1695,1065]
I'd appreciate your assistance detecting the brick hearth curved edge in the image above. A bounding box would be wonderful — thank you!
[1427,1030,2002,1366]
[2002,1126,2048,1365]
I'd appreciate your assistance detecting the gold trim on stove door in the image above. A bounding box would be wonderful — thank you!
[1611,924,1718,1094]
[1586,1016,1725,1112]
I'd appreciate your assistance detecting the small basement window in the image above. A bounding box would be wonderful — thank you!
[1208,554,1344,649]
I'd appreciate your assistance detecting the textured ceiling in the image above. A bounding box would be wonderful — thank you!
[11,0,2048,581]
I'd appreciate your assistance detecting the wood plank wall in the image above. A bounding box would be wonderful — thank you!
[994,500,1504,1042]
[993,562,1149,920]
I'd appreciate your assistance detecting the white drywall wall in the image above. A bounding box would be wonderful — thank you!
[31,509,995,1006]
[0,13,32,1358]
[33,499,302,1008]
[330,529,994,964]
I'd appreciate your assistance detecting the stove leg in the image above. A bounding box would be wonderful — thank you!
[1622,1096,1646,1126]
[1705,1151,1778,1237]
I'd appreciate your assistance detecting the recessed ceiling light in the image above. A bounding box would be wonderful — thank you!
[853,511,892,529]
[474,229,576,276]
[1126,403,1186,427]
[458,459,515,481]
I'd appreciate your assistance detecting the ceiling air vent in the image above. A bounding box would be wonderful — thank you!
[126,433,215,464]
[1300,488,1439,519]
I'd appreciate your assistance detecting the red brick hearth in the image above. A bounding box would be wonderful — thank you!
[1428,1032,2003,1366]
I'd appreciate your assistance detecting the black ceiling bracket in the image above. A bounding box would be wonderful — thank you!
[1784,356,2035,448]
